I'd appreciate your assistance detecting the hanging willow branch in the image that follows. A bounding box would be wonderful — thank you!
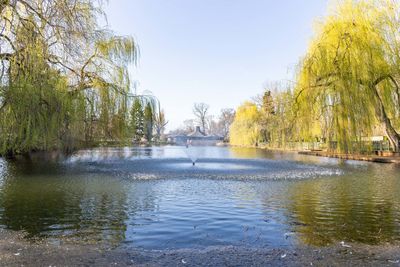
[0,0,143,155]
[294,0,400,152]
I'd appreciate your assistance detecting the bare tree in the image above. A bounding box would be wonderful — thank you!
[154,108,168,142]
[193,103,209,134]
[183,119,195,134]
[219,108,235,140]
[205,115,216,135]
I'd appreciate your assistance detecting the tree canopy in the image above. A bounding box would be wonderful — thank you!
[230,0,400,153]
[230,102,261,147]
[0,0,145,155]
[295,0,400,152]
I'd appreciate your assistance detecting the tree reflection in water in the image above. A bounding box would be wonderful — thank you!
[0,147,399,249]
[0,158,157,246]
[286,164,400,246]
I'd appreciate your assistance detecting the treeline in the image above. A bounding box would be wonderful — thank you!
[171,102,235,141]
[129,97,168,144]
[230,0,400,153]
[230,86,295,147]
[0,0,163,156]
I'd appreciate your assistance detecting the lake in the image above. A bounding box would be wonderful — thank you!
[0,146,399,250]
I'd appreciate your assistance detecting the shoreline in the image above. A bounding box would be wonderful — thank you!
[230,144,400,164]
[1,229,399,266]
[299,150,400,164]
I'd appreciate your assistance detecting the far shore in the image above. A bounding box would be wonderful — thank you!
[2,143,400,165]
[228,144,400,164]
[298,150,400,164]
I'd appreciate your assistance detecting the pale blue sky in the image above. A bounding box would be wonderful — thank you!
[105,1,329,130]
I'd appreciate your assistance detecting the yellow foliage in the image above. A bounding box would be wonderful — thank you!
[230,102,262,146]
[294,0,400,152]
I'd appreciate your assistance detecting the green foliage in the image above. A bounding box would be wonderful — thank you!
[0,13,78,154]
[130,98,144,142]
[0,71,71,154]
[144,102,154,142]
[0,0,153,155]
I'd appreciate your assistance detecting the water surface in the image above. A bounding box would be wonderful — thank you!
[0,146,399,249]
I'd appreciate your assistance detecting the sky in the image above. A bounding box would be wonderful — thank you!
[105,0,329,131]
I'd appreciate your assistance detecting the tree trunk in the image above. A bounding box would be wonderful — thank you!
[380,112,400,152]
[372,85,400,152]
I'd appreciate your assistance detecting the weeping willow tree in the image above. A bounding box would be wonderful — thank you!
[1,19,73,154]
[230,102,262,147]
[0,0,140,155]
[265,89,297,148]
[295,0,400,152]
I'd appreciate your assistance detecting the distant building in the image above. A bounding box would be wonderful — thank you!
[168,126,223,145]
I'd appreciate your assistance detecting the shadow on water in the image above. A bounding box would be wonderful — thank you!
[0,146,399,249]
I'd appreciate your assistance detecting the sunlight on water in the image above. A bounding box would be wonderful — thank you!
[0,146,399,249]
[171,162,258,170]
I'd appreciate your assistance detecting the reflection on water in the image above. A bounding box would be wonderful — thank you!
[0,146,399,249]
[287,165,400,246]
[0,172,129,245]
